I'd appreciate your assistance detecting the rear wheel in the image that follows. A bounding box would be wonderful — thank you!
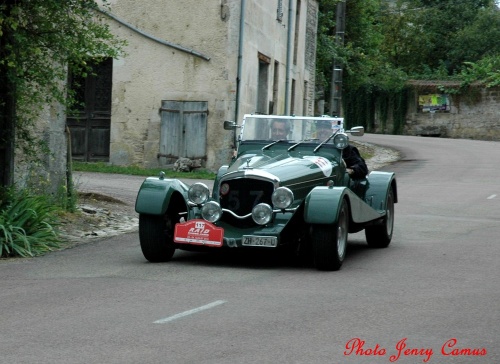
[312,199,349,271]
[365,188,394,248]
[139,214,176,262]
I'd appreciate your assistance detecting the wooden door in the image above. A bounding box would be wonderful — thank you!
[159,101,208,165]
[67,58,112,162]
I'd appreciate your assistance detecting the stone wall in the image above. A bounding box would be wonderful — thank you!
[404,85,500,141]
[15,101,69,198]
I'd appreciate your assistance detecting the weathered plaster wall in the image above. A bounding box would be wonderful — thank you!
[105,0,233,170]
[102,0,317,171]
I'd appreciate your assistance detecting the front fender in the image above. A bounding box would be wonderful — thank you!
[304,186,383,225]
[135,177,189,215]
[212,165,229,200]
[304,187,346,224]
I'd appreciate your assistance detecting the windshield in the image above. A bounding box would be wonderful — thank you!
[240,115,344,143]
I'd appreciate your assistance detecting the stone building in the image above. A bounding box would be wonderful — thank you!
[68,0,319,171]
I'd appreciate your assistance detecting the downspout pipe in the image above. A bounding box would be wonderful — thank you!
[285,0,294,115]
[97,9,211,61]
[234,0,246,145]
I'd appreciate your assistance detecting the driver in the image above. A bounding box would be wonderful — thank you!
[270,119,291,140]
[316,120,368,179]
[316,120,336,141]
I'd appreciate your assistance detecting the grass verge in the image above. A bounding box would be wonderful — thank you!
[72,162,216,179]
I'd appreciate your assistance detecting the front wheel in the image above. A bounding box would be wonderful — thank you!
[139,214,176,262]
[311,199,349,271]
[365,188,395,248]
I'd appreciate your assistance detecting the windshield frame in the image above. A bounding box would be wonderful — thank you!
[239,114,344,145]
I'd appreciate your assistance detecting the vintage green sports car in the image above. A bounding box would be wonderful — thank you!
[135,114,397,271]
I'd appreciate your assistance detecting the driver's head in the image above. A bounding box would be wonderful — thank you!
[316,120,333,141]
[270,119,291,140]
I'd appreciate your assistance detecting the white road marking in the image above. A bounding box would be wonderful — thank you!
[487,194,497,200]
[154,300,226,324]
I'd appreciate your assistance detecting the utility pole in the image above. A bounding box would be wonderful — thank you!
[329,0,346,117]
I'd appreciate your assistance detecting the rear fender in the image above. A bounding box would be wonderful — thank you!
[135,177,189,215]
[365,171,398,212]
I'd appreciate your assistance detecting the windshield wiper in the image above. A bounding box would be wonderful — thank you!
[287,140,307,151]
[262,139,285,150]
[313,130,340,153]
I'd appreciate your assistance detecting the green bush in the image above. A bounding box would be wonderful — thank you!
[0,189,62,258]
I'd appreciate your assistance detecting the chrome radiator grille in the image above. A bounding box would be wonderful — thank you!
[219,178,274,226]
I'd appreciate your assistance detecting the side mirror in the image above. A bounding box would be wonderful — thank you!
[348,126,364,137]
[224,120,237,130]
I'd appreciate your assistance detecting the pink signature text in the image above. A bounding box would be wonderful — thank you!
[344,337,487,363]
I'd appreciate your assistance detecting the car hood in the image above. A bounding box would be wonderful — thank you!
[224,151,339,186]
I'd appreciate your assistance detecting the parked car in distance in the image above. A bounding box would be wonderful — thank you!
[135,114,397,270]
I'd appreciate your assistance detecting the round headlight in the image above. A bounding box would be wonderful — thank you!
[333,133,349,149]
[201,201,222,222]
[188,183,210,204]
[272,187,294,209]
[252,203,273,225]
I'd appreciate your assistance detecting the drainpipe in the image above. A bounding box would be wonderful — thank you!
[98,9,211,61]
[285,0,294,115]
[234,0,246,145]
[329,0,346,117]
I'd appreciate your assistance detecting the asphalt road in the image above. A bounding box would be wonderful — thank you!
[72,173,213,207]
[1,134,499,364]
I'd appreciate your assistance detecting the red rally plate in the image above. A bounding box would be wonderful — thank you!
[174,219,224,247]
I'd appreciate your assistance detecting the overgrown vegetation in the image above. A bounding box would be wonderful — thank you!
[0,0,125,257]
[0,0,126,192]
[316,0,500,131]
[0,188,63,258]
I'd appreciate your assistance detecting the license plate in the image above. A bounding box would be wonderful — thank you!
[242,236,277,247]
[174,220,224,247]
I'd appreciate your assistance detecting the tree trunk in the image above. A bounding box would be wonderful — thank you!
[0,79,16,190]
[0,1,16,190]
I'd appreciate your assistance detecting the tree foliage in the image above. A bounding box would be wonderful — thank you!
[316,0,500,127]
[1,0,125,105]
[391,0,500,77]
[316,0,339,90]
[0,0,126,186]
[317,0,408,104]
[317,0,500,88]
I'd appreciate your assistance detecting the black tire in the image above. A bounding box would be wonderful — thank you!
[139,214,176,262]
[312,199,349,271]
[365,188,395,248]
